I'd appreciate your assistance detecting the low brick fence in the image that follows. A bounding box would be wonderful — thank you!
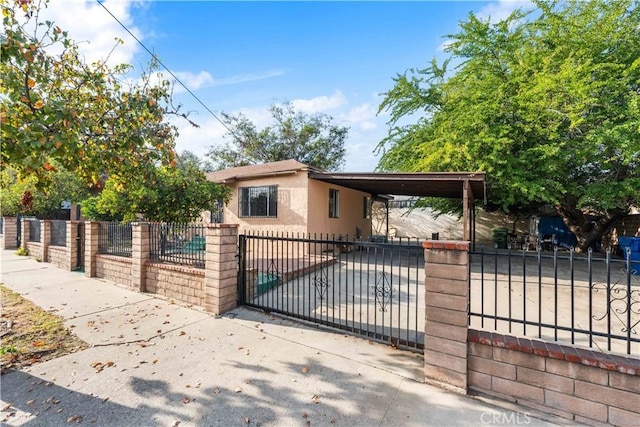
[1,217,18,249]
[84,222,237,315]
[16,219,82,271]
[423,241,639,427]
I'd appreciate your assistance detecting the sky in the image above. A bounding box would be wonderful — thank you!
[37,0,532,172]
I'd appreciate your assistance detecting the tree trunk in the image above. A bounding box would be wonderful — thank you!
[556,204,626,253]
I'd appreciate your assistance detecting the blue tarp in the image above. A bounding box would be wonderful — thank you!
[538,216,578,250]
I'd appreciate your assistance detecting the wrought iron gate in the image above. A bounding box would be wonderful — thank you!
[238,233,425,352]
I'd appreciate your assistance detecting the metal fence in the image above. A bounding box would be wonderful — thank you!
[98,222,132,257]
[239,232,425,352]
[50,220,67,247]
[149,223,206,268]
[28,219,41,242]
[469,246,639,356]
[0,217,3,234]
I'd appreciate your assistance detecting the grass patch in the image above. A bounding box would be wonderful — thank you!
[1,285,88,372]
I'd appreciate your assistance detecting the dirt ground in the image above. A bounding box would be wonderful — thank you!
[0,285,88,373]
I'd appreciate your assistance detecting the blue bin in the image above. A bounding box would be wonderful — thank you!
[618,236,640,274]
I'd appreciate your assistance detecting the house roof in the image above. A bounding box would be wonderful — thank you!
[207,159,485,200]
[206,159,316,183]
[309,171,486,200]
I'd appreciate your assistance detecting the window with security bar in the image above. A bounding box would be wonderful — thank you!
[239,185,278,218]
[329,188,340,218]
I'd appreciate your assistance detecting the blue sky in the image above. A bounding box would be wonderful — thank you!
[42,0,532,171]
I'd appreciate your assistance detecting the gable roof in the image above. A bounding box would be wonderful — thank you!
[206,159,317,183]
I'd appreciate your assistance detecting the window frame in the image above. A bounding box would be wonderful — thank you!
[363,196,371,219]
[329,188,340,218]
[239,185,278,218]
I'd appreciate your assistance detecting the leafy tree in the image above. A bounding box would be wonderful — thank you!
[208,102,348,171]
[82,152,230,223]
[1,0,187,189]
[0,165,88,217]
[377,0,640,251]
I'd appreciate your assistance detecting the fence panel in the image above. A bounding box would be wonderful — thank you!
[239,232,425,352]
[149,223,206,269]
[50,220,67,247]
[98,222,132,257]
[469,246,640,356]
[28,219,41,242]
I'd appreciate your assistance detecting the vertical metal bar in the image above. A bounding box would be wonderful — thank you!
[493,245,498,330]
[522,246,527,336]
[554,247,559,341]
[626,249,632,355]
[508,243,512,332]
[606,249,612,351]
[238,235,246,305]
[538,247,542,339]
[588,248,594,349]
[570,247,575,344]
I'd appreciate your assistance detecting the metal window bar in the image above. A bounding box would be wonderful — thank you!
[50,220,67,246]
[28,219,41,242]
[149,223,206,269]
[98,222,132,257]
[469,246,640,356]
[238,233,425,352]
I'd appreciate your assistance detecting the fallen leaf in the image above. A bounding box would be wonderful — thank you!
[66,415,82,423]
[245,417,251,424]
[234,387,243,393]
[301,366,310,374]
[182,397,190,404]
[244,379,251,384]
[331,419,337,424]
[171,421,180,427]
[179,331,186,336]
[1,404,13,412]
[311,394,321,404]
[26,399,35,405]
[152,359,158,364]
[56,409,63,413]
[302,412,308,419]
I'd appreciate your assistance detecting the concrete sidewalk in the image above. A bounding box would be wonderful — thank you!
[0,251,565,426]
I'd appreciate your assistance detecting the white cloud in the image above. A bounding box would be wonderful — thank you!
[360,121,377,131]
[37,0,143,66]
[437,39,454,52]
[477,0,533,23]
[173,71,215,91]
[291,91,348,114]
[343,103,377,123]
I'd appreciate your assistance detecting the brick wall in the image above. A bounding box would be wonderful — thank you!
[146,263,205,306]
[95,255,132,288]
[23,242,43,260]
[423,240,640,427]
[47,245,69,270]
[468,330,640,426]
[1,217,18,249]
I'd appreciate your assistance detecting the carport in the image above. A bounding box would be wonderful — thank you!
[309,171,486,245]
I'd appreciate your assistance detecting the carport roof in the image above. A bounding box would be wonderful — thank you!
[309,171,486,200]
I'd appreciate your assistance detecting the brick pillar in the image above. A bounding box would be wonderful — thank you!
[41,220,50,262]
[20,218,30,250]
[131,222,150,292]
[423,240,470,394]
[65,221,78,271]
[2,217,18,249]
[85,222,100,277]
[204,224,238,315]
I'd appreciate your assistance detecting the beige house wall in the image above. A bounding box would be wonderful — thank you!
[307,178,372,238]
[223,172,309,235]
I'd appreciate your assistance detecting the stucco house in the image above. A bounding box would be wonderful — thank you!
[206,159,376,238]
